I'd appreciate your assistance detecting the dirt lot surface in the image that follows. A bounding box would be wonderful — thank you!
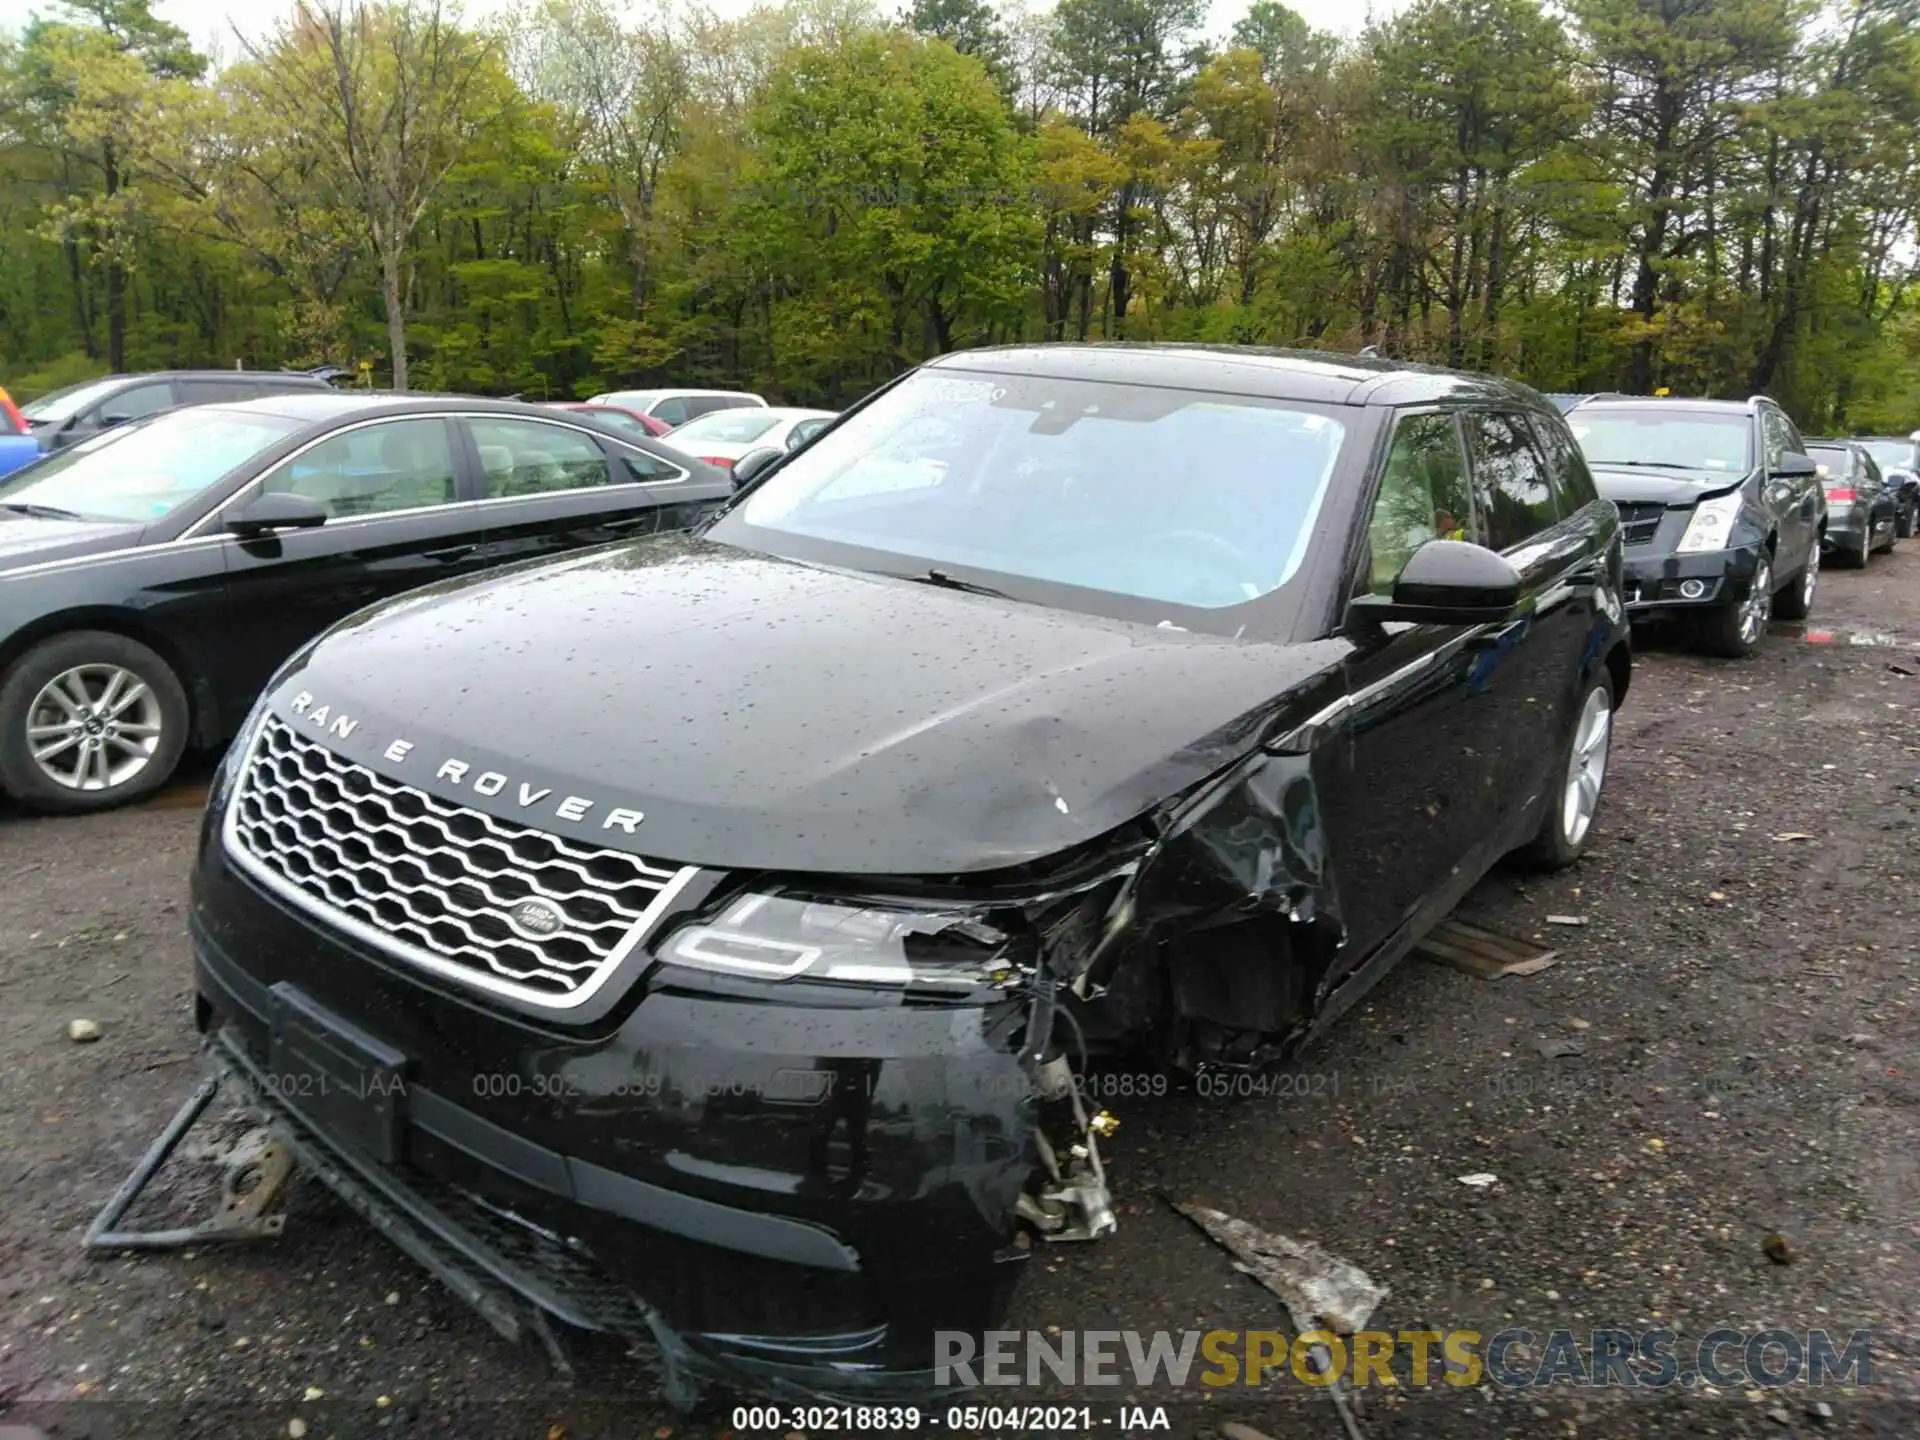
[2,556,1917,1440]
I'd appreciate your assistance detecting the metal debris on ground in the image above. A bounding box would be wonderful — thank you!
[1456,1173,1498,1189]
[1413,916,1559,980]
[1534,1037,1585,1060]
[1544,914,1588,927]
[1762,1233,1796,1265]
[1771,833,1815,842]
[67,1018,102,1043]
[1170,1201,1379,1440]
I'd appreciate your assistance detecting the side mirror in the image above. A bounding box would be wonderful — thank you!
[227,491,328,536]
[98,412,133,428]
[1774,452,1818,478]
[731,446,783,490]
[1346,539,1523,627]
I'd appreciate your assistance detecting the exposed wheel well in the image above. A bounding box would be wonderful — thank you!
[0,612,216,748]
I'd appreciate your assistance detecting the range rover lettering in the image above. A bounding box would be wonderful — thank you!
[189,345,1630,1403]
[0,394,729,812]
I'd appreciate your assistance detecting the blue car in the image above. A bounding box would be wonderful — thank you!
[0,389,37,479]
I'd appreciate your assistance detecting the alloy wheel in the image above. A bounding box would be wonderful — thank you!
[26,664,164,792]
[1560,685,1612,849]
[1740,557,1773,645]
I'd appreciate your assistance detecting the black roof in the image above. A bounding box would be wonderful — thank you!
[925,343,1560,412]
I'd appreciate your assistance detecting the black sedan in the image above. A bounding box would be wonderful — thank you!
[1806,439,1896,567]
[189,345,1630,1401]
[0,394,730,812]
[1565,395,1825,657]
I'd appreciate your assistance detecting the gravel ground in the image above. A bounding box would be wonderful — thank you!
[1,556,1916,1440]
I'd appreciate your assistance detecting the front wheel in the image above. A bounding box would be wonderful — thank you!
[0,631,190,814]
[1898,499,1916,540]
[1691,552,1774,656]
[1512,671,1615,871]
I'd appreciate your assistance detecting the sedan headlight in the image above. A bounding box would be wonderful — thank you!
[656,893,1026,989]
[1676,492,1744,553]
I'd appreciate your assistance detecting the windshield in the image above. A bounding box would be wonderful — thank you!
[1568,409,1751,473]
[0,407,301,523]
[592,391,661,411]
[671,409,782,445]
[1859,439,1916,473]
[710,368,1350,622]
[20,377,124,425]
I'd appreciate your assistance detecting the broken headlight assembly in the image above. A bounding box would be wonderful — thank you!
[653,892,1027,989]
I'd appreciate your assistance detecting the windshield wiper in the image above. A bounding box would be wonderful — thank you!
[902,567,1014,600]
[0,502,84,520]
[1592,459,1718,472]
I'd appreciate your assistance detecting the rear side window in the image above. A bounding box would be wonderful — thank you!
[652,397,690,427]
[177,378,255,405]
[1361,412,1476,595]
[470,418,615,496]
[1464,411,1559,551]
[1531,415,1600,515]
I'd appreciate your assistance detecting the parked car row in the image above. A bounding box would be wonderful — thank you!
[16,342,1914,1407]
[1558,394,1914,657]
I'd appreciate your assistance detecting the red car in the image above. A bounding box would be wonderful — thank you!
[545,401,671,440]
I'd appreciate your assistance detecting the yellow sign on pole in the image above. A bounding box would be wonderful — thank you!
[1654,386,1671,397]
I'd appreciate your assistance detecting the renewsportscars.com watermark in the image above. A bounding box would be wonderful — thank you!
[935,1328,1876,1390]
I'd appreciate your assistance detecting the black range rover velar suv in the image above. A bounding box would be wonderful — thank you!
[189,345,1631,1403]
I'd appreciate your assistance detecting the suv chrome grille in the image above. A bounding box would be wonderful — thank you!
[1615,502,1664,546]
[225,717,697,1008]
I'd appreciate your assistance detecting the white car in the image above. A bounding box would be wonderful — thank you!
[663,406,838,470]
[584,388,767,430]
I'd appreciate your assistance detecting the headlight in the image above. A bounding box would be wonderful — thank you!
[1676,492,1743,553]
[655,893,1025,989]
[210,686,276,811]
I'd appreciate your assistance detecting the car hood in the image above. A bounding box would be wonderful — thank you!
[0,515,147,572]
[1589,465,1750,506]
[269,536,1347,876]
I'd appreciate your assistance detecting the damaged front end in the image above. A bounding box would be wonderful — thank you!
[158,719,1349,1408]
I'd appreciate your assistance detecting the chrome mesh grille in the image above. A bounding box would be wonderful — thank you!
[227,717,694,1006]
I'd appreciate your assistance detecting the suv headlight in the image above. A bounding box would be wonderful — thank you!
[656,893,1025,989]
[1676,492,1744,553]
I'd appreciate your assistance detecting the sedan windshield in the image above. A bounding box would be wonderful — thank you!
[670,409,782,445]
[1859,439,1916,473]
[1569,410,1751,473]
[0,407,301,523]
[712,368,1349,621]
[20,377,124,425]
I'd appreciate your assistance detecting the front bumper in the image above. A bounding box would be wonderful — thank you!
[1621,541,1766,618]
[190,837,1038,1401]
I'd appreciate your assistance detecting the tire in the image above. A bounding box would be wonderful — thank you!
[1512,669,1615,871]
[1691,551,1774,657]
[1836,532,1869,569]
[1898,500,1916,540]
[1874,511,1897,555]
[1775,541,1818,621]
[0,631,190,814]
